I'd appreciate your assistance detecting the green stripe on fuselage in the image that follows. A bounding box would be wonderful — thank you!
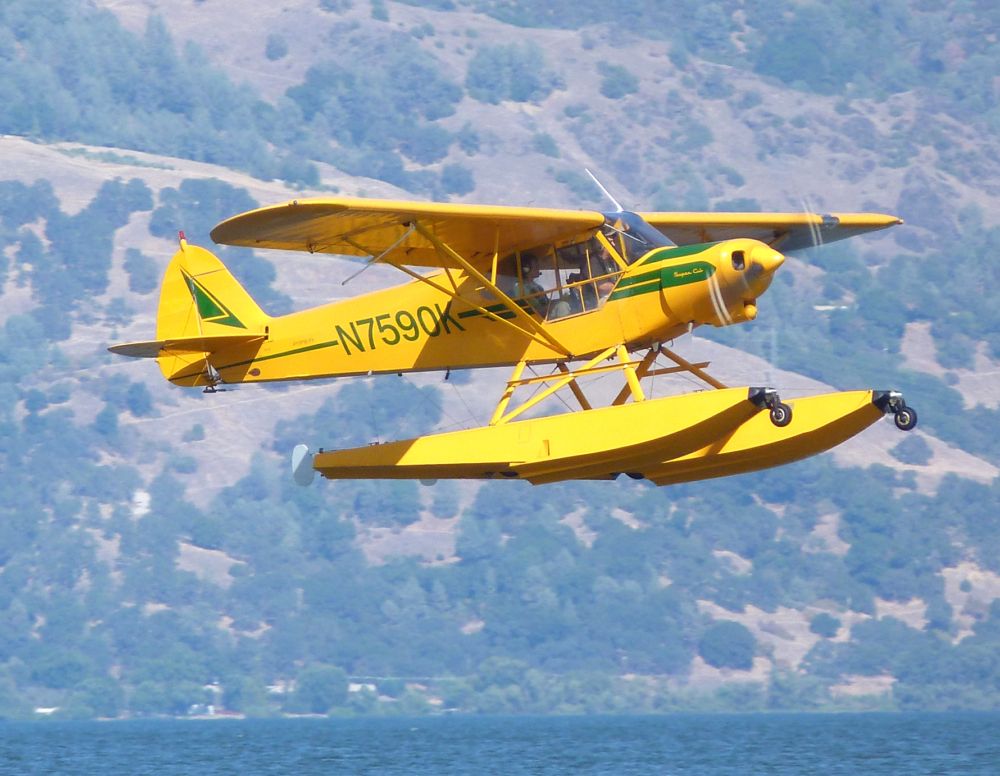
[636,242,717,266]
[607,280,660,301]
[219,338,341,371]
[608,255,717,302]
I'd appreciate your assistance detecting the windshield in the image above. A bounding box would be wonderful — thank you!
[603,211,674,263]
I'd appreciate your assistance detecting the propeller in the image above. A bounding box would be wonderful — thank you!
[758,192,824,384]
[584,168,624,212]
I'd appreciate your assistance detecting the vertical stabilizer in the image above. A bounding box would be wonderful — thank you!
[156,241,268,340]
[154,241,270,386]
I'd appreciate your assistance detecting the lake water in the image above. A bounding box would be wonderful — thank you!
[0,713,996,775]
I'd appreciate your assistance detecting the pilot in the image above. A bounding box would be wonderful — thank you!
[597,238,617,268]
[493,254,520,299]
[520,253,547,315]
[592,241,618,300]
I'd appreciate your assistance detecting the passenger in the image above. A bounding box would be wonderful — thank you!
[548,291,572,319]
[566,271,596,312]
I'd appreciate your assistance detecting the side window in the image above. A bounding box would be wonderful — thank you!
[494,251,556,317]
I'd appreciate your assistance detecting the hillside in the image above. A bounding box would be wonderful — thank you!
[0,0,999,718]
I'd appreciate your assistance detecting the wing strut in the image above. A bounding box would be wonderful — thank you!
[490,346,618,426]
[340,224,415,285]
[617,344,645,402]
[487,345,667,425]
[555,362,592,411]
[381,257,569,355]
[410,220,572,357]
[657,344,728,389]
[608,346,720,405]
[611,347,660,405]
[342,230,568,355]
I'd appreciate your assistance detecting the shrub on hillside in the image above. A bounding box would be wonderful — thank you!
[466,42,557,104]
[698,620,756,670]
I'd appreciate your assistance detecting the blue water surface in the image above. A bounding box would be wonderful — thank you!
[0,712,996,775]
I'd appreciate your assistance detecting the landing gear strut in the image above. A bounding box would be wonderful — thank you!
[873,390,918,431]
[749,387,793,428]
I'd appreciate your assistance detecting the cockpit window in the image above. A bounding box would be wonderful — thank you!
[485,211,672,319]
[492,240,623,321]
[732,250,745,271]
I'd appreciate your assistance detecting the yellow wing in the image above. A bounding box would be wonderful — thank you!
[210,197,606,269]
[211,197,901,268]
[638,211,902,251]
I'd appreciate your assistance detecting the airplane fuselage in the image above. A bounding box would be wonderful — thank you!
[167,237,784,387]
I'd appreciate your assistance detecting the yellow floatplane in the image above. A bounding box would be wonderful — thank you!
[110,193,916,486]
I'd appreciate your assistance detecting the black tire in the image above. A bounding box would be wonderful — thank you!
[894,407,917,431]
[769,402,792,427]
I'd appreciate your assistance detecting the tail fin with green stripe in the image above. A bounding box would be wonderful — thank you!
[157,238,268,339]
[110,237,269,387]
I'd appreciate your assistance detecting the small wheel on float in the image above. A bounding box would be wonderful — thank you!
[894,406,918,431]
[769,402,792,427]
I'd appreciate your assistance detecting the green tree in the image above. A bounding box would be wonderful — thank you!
[291,664,349,713]
[29,649,93,689]
[223,676,273,716]
[74,677,125,718]
[286,37,461,189]
[92,404,119,439]
[125,382,154,417]
[129,680,208,716]
[532,132,559,157]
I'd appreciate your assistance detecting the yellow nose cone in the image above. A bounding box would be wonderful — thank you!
[752,246,785,274]
[743,302,758,320]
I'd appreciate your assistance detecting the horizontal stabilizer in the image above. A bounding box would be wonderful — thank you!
[108,334,266,359]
